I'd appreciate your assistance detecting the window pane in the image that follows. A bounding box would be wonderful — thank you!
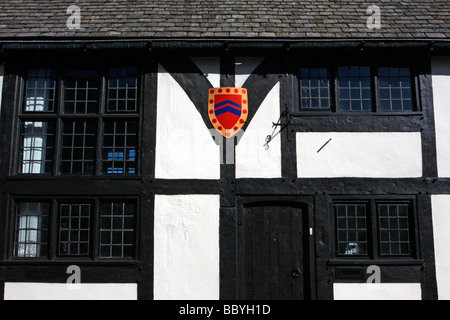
[19,121,54,174]
[14,202,49,258]
[335,203,368,255]
[107,67,138,112]
[58,203,91,256]
[102,120,137,175]
[299,67,330,109]
[338,66,372,111]
[378,203,411,256]
[25,69,57,112]
[64,70,99,114]
[61,120,96,174]
[99,201,135,258]
[378,67,413,112]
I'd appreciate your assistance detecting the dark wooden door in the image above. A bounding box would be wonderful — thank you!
[238,203,308,300]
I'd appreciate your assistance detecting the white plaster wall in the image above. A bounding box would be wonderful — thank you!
[155,65,220,179]
[431,57,450,178]
[153,194,220,300]
[190,56,221,88]
[431,194,450,300]
[333,283,422,300]
[234,56,265,88]
[296,132,423,178]
[3,283,137,300]
[0,63,3,115]
[235,82,282,178]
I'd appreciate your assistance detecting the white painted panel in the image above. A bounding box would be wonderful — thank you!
[4,283,137,300]
[297,132,423,178]
[0,63,3,115]
[333,283,422,300]
[190,56,221,88]
[234,56,265,88]
[154,194,220,300]
[431,57,450,178]
[236,82,281,178]
[431,195,450,300]
[155,65,220,179]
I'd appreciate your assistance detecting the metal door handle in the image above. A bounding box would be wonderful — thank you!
[291,268,302,278]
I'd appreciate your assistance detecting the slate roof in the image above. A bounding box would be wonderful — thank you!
[0,0,448,39]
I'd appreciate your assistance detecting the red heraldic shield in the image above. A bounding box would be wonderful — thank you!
[208,87,248,138]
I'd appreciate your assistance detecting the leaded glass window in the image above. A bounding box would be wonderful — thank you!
[299,67,331,109]
[335,203,368,255]
[13,202,49,258]
[338,66,372,112]
[378,67,413,112]
[378,203,411,256]
[100,201,136,258]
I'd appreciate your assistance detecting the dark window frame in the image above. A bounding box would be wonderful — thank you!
[13,63,142,177]
[12,201,51,259]
[336,65,373,112]
[99,200,137,259]
[298,66,333,110]
[58,202,93,257]
[294,59,421,115]
[18,120,56,174]
[377,201,413,256]
[8,196,139,262]
[335,201,371,257]
[332,196,419,261]
[24,68,58,113]
[377,66,416,112]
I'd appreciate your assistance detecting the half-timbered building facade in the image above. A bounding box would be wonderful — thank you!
[0,0,449,300]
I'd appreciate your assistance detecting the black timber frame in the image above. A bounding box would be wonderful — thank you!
[0,40,445,300]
